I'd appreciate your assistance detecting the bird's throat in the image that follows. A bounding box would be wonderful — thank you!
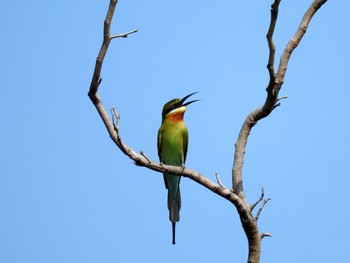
[169,111,186,122]
[166,107,186,122]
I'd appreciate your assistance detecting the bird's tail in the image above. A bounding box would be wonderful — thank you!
[168,189,181,244]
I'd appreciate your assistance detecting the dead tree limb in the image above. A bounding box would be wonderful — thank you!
[87,0,246,235]
[231,1,327,262]
[88,1,327,263]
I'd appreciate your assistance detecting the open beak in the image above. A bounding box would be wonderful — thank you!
[180,92,199,107]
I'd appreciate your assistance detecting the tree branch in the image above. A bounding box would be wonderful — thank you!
[250,187,265,212]
[276,0,327,85]
[88,0,117,100]
[255,198,271,221]
[215,173,228,189]
[87,1,255,235]
[231,1,327,262]
[109,107,244,206]
[88,1,328,263]
[266,0,281,85]
[232,0,327,207]
[261,232,273,240]
[111,29,138,40]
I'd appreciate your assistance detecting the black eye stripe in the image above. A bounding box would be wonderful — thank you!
[165,105,176,115]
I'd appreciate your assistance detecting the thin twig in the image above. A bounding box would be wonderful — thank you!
[250,187,265,212]
[111,106,120,128]
[255,198,271,221]
[140,151,152,166]
[276,96,288,102]
[274,95,288,108]
[261,232,273,240]
[215,173,227,189]
[110,29,138,39]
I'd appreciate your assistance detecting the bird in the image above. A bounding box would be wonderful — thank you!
[157,92,198,245]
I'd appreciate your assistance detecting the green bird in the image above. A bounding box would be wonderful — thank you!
[157,92,198,245]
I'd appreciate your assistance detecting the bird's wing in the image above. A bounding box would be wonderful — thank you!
[157,127,162,161]
[183,128,189,164]
[158,127,169,190]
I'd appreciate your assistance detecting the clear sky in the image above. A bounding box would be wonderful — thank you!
[1,1,349,262]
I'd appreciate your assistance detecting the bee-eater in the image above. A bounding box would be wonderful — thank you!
[157,92,198,245]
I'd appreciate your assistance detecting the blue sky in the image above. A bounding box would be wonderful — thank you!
[1,1,349,262]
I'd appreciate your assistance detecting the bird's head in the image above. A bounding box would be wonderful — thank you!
[161,92,199,121]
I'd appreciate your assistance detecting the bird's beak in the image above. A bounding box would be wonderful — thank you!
[180,92,199,107]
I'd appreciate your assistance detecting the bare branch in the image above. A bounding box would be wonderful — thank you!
[87,1,255,234]
[113,107,248,212]
[275,0,328,91]
[266,0,281,84]
[111,29,138,39]
[109,109,261,263]
[88,0,138,102]
[250,187,265,212]
[88,1,328,262]
[111,107,120,128]
[232,0,327,202]
[88,0,117,99]
[215,173,227,189]
[276,96,288,102]
[140,151,152,166]
[261,232,273,240]
[110,109,243,206]
[255,198,271,221]
[273,95,287,109]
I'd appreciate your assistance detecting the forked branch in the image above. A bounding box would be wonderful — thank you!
[87,0,248,223]
[231,1,327,262]
[232,0,327,203]
[255,198,271,221]
[88,1,328,263]
[87,0,255,222]
[88,0,137,101]
[250,187,265,212]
